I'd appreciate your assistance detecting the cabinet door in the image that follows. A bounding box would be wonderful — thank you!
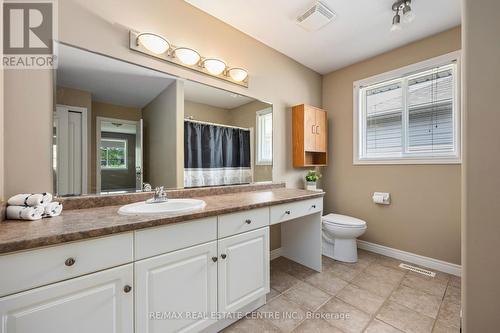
[0,264,133,333]
[135,241,217,333]
[218,227,269,313]
[315,109,327,152]
[304,106,317,152]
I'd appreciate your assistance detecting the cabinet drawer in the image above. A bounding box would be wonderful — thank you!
[270,198,323,225]
[218,207,269,238]
[135,217,217,260]
[0,232,133,297]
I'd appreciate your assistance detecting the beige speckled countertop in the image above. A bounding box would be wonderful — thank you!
[0,188,324,254]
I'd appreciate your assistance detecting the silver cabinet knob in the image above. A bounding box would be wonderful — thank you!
[221,254,227,259]
[312,204,317,209]
[245,219,252,224]
[212,256,218,262]
[123,285,132,293]
[285,210,291,215]
[65,258,75,266]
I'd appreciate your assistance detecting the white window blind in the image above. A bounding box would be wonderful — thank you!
[256,109,273,165]
[355,54,460,164]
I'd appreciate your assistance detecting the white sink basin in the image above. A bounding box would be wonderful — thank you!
[118,199,206,216]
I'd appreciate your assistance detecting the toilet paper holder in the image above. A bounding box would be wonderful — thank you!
[372,192,390,205]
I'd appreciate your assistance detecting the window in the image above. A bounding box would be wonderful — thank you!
[256,109,273,165]
[100,138,127,169]
[354,52,461,164]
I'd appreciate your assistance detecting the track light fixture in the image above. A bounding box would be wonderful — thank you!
[391,0,415,32]
[129,30,249,87]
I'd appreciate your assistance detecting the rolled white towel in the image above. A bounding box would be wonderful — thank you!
[7,193,53,207]
[43,202,63,217]
[6,206,44,221]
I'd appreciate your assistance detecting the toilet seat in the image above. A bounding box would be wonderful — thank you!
[322,214,366,228]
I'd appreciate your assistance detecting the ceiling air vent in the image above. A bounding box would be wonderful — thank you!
[296,1,336,32]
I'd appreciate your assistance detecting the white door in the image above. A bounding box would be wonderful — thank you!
[218,227,270,313]
[135,241,218,333]
[0,264,134,333]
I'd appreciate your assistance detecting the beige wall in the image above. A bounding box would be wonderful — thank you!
[230,100,273,182]
[56,86,93,192]
[184,100,231,125]
[91,101,142,192]
[143,81,184,188]
[322,27,462,264]
[462,0,500,330]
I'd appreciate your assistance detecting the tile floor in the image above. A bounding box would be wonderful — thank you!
[223,250,461,333]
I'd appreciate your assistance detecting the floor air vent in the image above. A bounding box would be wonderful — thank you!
[399,263,436,277]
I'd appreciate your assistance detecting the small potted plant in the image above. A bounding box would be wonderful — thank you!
[305,170,321,191]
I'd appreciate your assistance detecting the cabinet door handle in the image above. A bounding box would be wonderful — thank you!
[123,285,132,293]
[285,210,291,215]
[212,256,218,262]
[221,254,227,259]
[316,126,320,135]
[65,258,76,266]
[245,219,252,224]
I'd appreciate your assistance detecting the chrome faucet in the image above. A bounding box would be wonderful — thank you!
[146,186,168,204]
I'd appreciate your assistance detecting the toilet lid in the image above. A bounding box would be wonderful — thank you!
[322,214,366,228]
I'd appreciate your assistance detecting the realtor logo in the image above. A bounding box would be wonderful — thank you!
[2,0,57,68]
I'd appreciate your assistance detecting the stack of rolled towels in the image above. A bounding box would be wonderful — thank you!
[6,193,63,221]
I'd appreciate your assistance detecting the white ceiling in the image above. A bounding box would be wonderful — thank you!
[184,80,254,109]
[186,0,461,74]
[57,44,176,108]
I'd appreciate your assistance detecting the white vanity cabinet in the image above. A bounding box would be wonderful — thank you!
[218,227,270,313]
[0,264,134,333]
[135,241,218,333]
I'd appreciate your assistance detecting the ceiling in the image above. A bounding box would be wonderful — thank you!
[184,80,254,109]
[57,44,176,108]
[185,0,461,74]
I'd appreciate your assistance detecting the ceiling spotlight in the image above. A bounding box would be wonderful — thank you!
[228,68,248,82]
[390,11,402,32]
[202,58,226,75]
[391,0,414,31]
[137,33,170,55]
[173,47,201,66]
[402,3,415,23]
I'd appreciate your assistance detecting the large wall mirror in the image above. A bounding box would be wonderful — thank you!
[54,44,273,196]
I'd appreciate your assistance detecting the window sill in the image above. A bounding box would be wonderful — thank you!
[353,157,462,165]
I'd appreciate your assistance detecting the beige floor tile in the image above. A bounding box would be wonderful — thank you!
[389,285,442,319]
[376,301,435,333]
[432,321,460,333]
[323,255,337,270]
[336,284,386,315]
[287,260,317,280]
[364,319,403,333]
[376,256,409,271]
[259,295,307,333]
[448,276,461,289]
[319,298,371,333]
[405,269,450,285]
[292,318,344,333]
[401,274,448,298]
[436,300,461,329]
[305,270,349,296]
[352,272,399,298]
[267,288,281,302]
[326,261,365,282]
[271,269,301,293]
[283,281,332,311]
[443,286,460,305]
[222,317,281,333]
[364,263,406,285]
[357,249,380,262]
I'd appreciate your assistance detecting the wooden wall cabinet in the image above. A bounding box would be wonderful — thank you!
[292,104,328,167]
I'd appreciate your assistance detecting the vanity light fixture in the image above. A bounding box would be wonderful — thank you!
[228,68,248,82]
[391,0,415,32]
[136,33,170,55]
[202,58,226,75]
[173,47,201,66]
[129,30,249,87]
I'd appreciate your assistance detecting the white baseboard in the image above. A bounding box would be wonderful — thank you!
[357,240,461,277]
[270,248,282,261]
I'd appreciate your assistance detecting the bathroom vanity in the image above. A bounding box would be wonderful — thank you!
[0,185,323,333]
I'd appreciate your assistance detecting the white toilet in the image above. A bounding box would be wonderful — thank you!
[322,214,367,263]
